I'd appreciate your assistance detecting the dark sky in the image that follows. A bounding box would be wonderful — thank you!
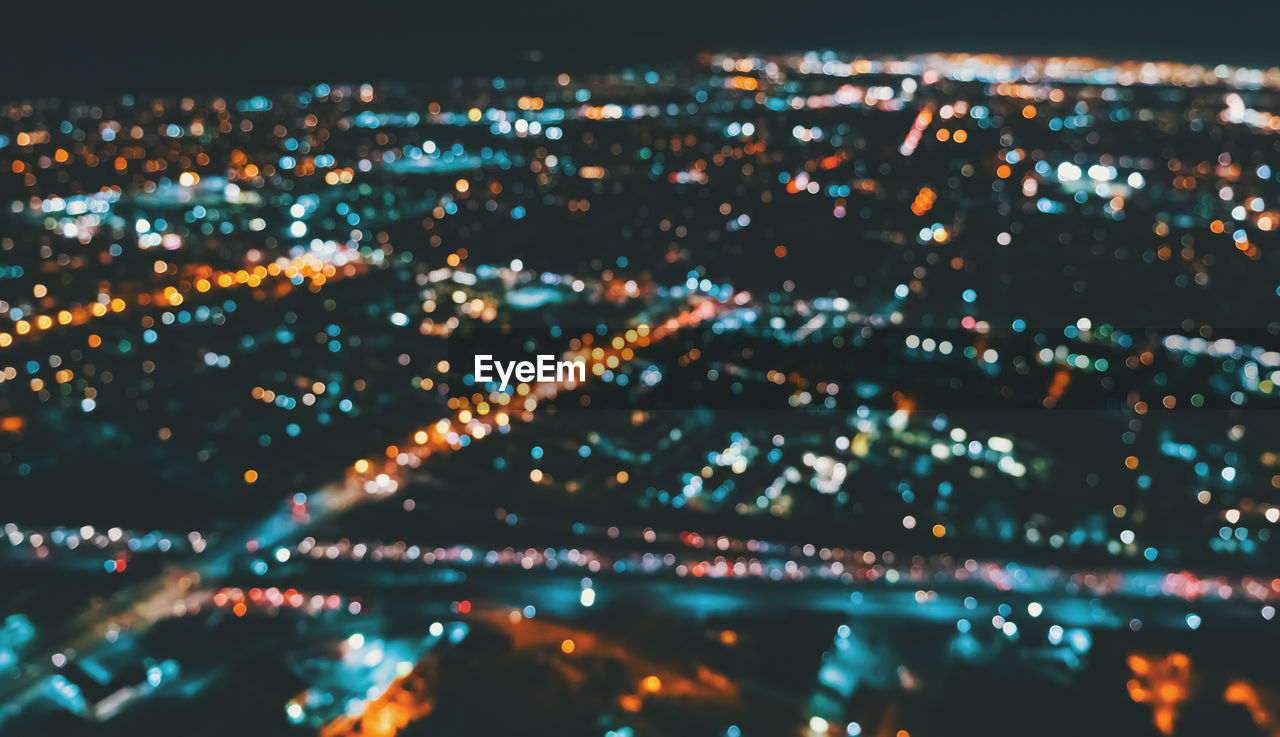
[3,0,1277,99]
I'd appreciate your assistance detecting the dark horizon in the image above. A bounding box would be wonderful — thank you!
[4,0,1279,99]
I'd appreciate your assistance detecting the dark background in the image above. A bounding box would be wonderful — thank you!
[2,0,1277,99]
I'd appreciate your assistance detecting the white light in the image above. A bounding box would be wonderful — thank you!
[429,621,444,637]
[1056,162,1081,183]
[580,587,596,607]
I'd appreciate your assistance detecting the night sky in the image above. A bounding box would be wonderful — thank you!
[3,0,1278,98]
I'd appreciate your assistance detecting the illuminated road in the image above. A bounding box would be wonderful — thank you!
[0,289,739,725]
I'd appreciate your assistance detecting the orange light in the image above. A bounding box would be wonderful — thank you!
[641,675,662,693]
[244,469,259,483]
[560,639,575,654]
